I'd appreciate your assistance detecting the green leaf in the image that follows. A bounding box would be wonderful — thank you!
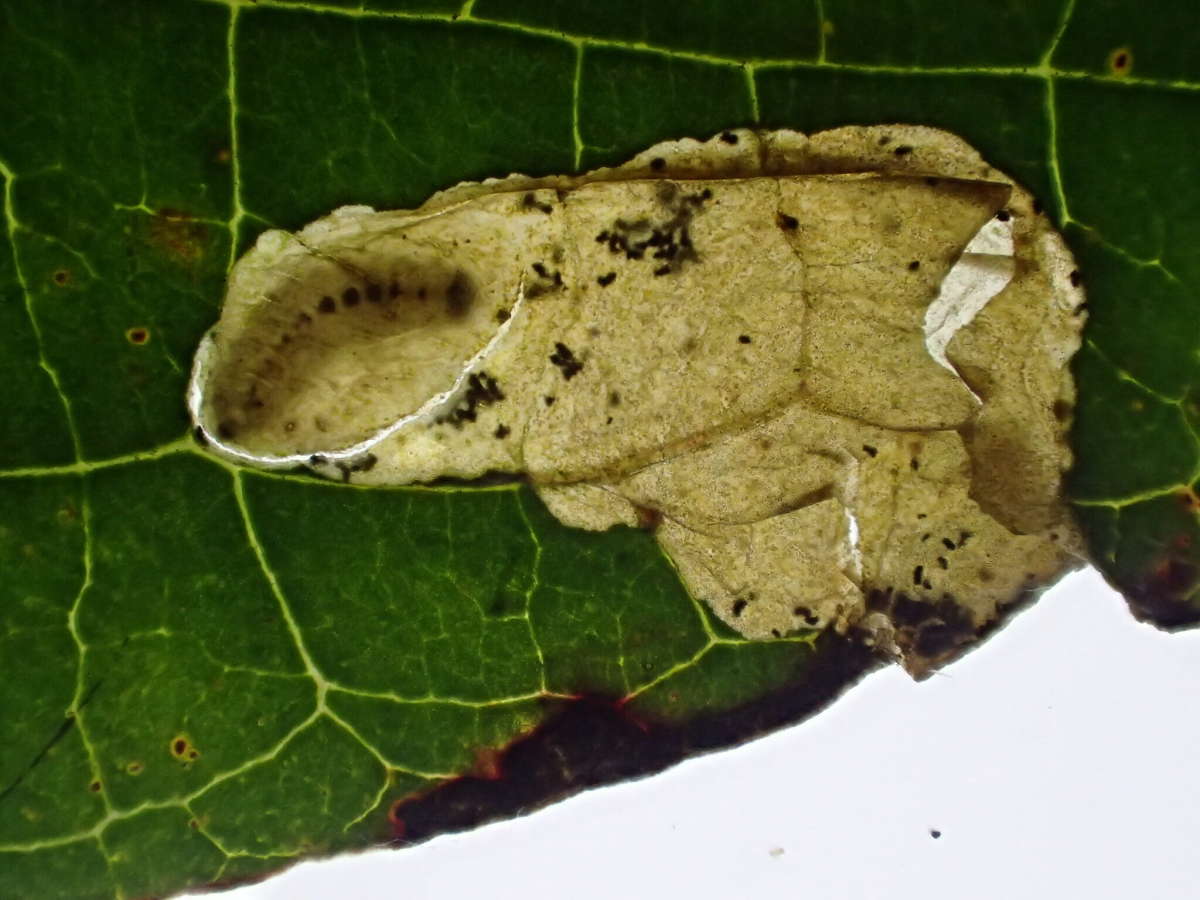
[1,1,1196,896]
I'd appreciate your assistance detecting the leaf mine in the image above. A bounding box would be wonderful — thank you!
[188,126,1087,676]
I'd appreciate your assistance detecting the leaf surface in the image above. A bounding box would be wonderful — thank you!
[1,1,1197,896]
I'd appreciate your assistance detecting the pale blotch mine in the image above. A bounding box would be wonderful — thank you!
[189,126,1087,677]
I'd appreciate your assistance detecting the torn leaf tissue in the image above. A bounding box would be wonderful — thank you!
[189,126,1087,677]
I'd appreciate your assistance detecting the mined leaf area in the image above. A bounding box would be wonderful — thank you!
[1,1,1197,897]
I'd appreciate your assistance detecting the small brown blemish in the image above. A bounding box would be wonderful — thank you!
[318,296,336,314]
[776,211,799,231]
[170,735,198,762]
[543,395,556,406]
[893,145,914,157]
[731,598,748,617]
[125,327,150,345]
[445,270,474,317]
[52,269,71,286]
[738,334,752,344]
[635,504,663,531]
[978,567,995,583]
[494,424,511,439]
[126,761,144,776]
[496,308,510,323]
[597,271,617,287]
[89,780,101,793]
[649,157,666,172]
[908,260,920,271]
[1108,47,1133,77]
[342,286,360,307]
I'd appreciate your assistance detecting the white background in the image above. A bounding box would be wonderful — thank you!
[216,567,1200,900]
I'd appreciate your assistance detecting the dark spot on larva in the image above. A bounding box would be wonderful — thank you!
[192,426,208,447]
[543,395,556,406]
[776,211,799,231]
[996,210,1011,222]
[597,271,616,287]
[653,264,671,276]
[125,327,149,345]
[549,342,583,380]
[978,567,994,582]
[942,537,956,550]
[217,421,236,440]
[1032,198,1044,214]
[649,157,666,172]
[52,268,71,286]
[957,530,973,548]
[910,458,920,471]
[738,334,751,344]
[605,416,613,425]
[913,565,924,587]
[1069,269,1082,287]
[893,145,914,157]
[862,444,878,457]
[365,282,383,303]
[342,286,360,307]
[937,556,948,570]
[608,390,621,407]
[908,260,921,271]
[389,280,403,298]
[770,628,781,638]
[494,424,510,439]
[878,135,892,146]
[417,287,427,300]
[309,454,327,466]
[720,131,739,145]
[924,177,940,187]
[1052,399,1072,421]
[700,188,713,200]
[731,598,748,617]
[496,308,510,323]
[446,270,474,317]
[318,296,336,314]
